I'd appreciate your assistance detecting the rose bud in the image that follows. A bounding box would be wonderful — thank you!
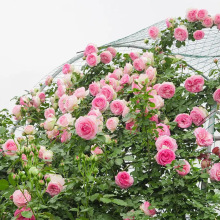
[201,159,211,169]
[212,147,220,155]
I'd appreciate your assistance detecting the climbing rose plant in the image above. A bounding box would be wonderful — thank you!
[1,8,220,220]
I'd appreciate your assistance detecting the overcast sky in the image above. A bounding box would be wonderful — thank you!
[0,0,220,111]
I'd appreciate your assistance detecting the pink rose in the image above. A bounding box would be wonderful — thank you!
[106,117,119,132]
[101,85,115,102]
[43,150,53,161]
[214,14,220,25]
[24,125,35,135]
[158,82,175,99]
[44,108,55,119]
[74,87,88,99]
[88,109,103,121]
[190,107,208,126]
[146,66,157,81]
[65,95,78,113]
[113,68,123,77]
[193,30,205,40]
[124,63,133,75]
[120,74,131,85]
[140,201,156,216]
[20,96,29,106]
[110,99,126,115]
[106,47,117,58]
[38,92,45,102]
[2,139,18,156]
[57,113,74,127]
[46,174,65,197]
[108,72,118,80]
[84,43,98,57]
[86,53,100,67]
[92,95,109,112]
[62,63,73,74]
[100,51,112,64]
[184,75,204,93]
[61,130,71,143]
[174,113,192,128]
[213,88,220,103]
[38,146,46,159]
[175,160,191,176]
[209,163,220,181]
[196,9,208,20]
[125,120,135,130]
[129,52,139,61]
[14,207,35,220]
[156,123,170,137]
[75,116,98,140]
[150,115,159,124]
[12,105,22,120]
[22,154,27,161]
[91,145,103,155]
[174,26,188,41]
[148,26,160,39]
[58,94,68,113]
[202,16,213,28]
[156,148,176,166]
[133,58,145,71]
[115,171,134,189]
[153,83,161,93]
[56,85,66,98]
[44,117,56,131]
[166,18,173,28]
[45,75,53,86]
[194,127,213,147]
[32,96,41,108]
[13,190,31,207]
[149,95,164,110]
[186,8,198,22]
[89,82,101,96]
[156,135,177,152]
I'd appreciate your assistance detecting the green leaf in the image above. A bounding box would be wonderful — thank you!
[21,211,33,218]
[0,126,6,134]
[0,179,9,190]
[115,158,123,166]
[90,193,100,202]
[112,199,127,206]
[200,173,209,179]
[124,155,134,161]
[100,197,112,204]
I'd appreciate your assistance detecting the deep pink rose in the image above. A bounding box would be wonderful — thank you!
[214,14,220,25]
[62,63,73,74]
[89,82,101,96]
[14,207,35,220]
[158,82,175,99]
[106,47,117,58]
[115,171,134,189]
[140,201,156,216]
[125,120,135,130]
[156,135,177,152]
[44,108,55,119]
[184,75,204,93]
[149,115,159,124]
[13,190,31,207]
[86,53,100,67]
[106,117,119,132]
[129,52,139,61]
[84,43,98,56]
[174,26,188,41]
[100,51,112,64]
[148,26,160,40]
[110,100,126,115]
[196,9,208,20]
[202,16,213,28]
[2,139,18,156]
[174,113,192,128]
[156,148,176,166]
[213,88,220,103]
[194,127,213,147]
[175,160,191,176]
[156,123,170,137]
[92,95,109,112]
[101,85,115,102]
[190,107,208,126]
[75,116,98,140]
[186,8,198,22]
[209,163,220,181]
[133,58,145,71]
[193,30,205,40]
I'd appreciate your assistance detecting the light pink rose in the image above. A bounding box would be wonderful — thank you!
[184,75,204,93]
[106,117,119,132]
[89,82,101,96]
[174,26,188,41]
[190,107,208,126]
[86,53,100,67]
[62,63,73,74]
[56,85,66,98]
[186,8,198,22]
[158,82,175,99]
[108,78,119,91]
[113,68,123,77]
[140,201,156,216]
[38,146,46,159]
[156,123,170,137]
[44,117,56,131]
[44,108,55,119]
[196,9,208,20]
[2,139,18,156]
[110,100,126,115]
[92,94,109,112]
[120,74,131,85]
[13,190,31,207]
[33,96,41,108]
[57,79,64,87]
[75,116,98,140]
[129,52,139,61]
[148,26,160,39]
[153,83,161,93]
[150,115,159,124]
[24,125,35,135]
[46,174,65,197]
[166,18,173,28]
[149,95,164,110]
[124,63,133,75]
[63,73,73,87]
[132,81,143,94]
[156,135,177,152]
[175,160,191,176]
[101,85,115,102]
[108,72,118,80]
[61,130,71,143]
[202,16,213,28]
[209,163,220,181]
[65,95,78,112]
[38,92,45,103]
[21,154,27,161]
[91,145,103,155]
[174,113,192,128]
[194,127,213,146]
[213,88,220,103]
[88,109,103,121]
[14,207,35,220]
[106,47,117,58]
[46,129,59,140]
[100,51,112,64]
[20,96,29,106]
[45,75,53,86]
[115,171,134,189]
[12,105,22,120]
[193,30,205,40]
[43,150,53,161]
[57,113,74,127]
[133,58,145,71]
[146,66,157,81]
[84,43,98,57]
[156,148,176,166]
[74,87,88,99]
[214,14,220,25]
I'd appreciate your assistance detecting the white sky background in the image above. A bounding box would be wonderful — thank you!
[0,0,220,112]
